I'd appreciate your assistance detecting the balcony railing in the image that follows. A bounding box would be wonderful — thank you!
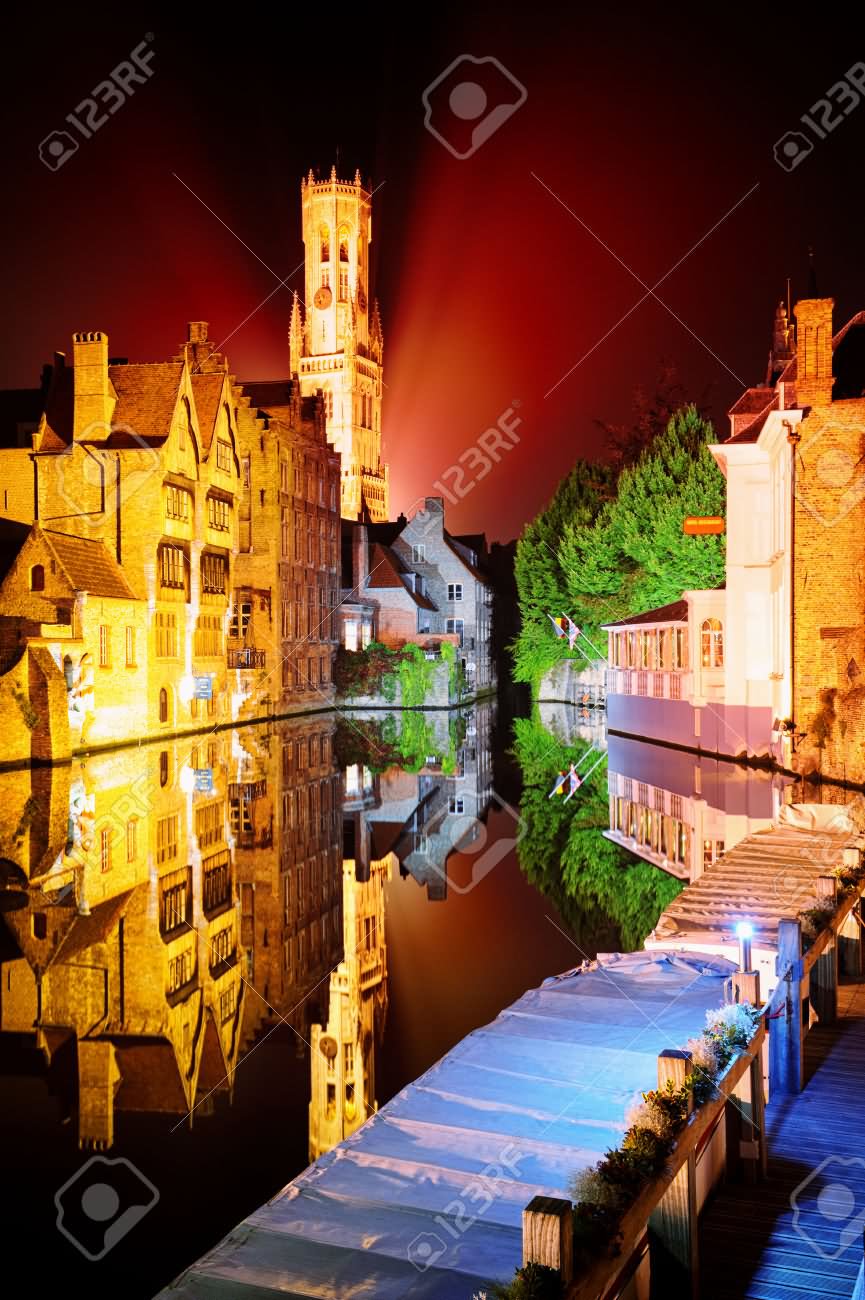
[606,667,689,700]
[228,647,266,669]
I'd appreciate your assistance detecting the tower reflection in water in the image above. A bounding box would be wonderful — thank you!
[0,704,496,1161]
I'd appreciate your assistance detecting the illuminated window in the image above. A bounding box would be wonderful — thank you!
[165,485,191,520]
[30,564,45,591]
[701,618,724,668]
[159,544,185,590]
[229,601,252,641]
[155,611,178,658]
[98,625,111,667]
[216,440,231,473]
[338,227,349,262]
[159,686,170,724]
[208,495,230,530]
[167,944,195,994]
[159,750,170,787]
[196,801,225,849]
[156,814,178,864]
[201,553,228,593]
[125,626,136,666]
[319,224,330,262]
[448,583,463,602]
[100,828,112,873]
[195,614,223,657]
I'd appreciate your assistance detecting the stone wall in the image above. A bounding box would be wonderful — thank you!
[792,398,865,783]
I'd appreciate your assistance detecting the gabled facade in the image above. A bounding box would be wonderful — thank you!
[233,372,341,715]
[339,498,496,695]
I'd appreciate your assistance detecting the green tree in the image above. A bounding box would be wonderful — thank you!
[512,715,682,951]
[512,460,614,690]
[514,406,725,694]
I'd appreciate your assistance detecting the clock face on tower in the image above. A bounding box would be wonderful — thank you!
[313,285,332,309]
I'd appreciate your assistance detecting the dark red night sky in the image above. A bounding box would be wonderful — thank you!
[3,9,864,540]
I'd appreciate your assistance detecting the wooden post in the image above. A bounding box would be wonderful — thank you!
[728,1045,767,1185]
[840,903,863,977]
[769,918,804,1095]
[649,1050,698,1299]
[811,939,838,1024]
[730,971,761,1006]
[658,1049,694,1111]
[522,1196,573,1285]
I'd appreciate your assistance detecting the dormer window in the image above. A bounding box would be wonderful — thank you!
[30,564,45,591]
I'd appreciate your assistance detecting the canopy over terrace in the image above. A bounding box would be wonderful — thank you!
[160,950,735,1300]
[645,804,864,997]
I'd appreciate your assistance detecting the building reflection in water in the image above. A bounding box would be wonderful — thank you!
[0,703,498,1162]
[604,732,793,883]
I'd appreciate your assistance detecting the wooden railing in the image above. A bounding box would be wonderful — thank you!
[766,871,865,1096]
[521,875,865,1299]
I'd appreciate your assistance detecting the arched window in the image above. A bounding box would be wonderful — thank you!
[159,750,170,787]
[159,687,169,724]
[338,226,350,262]
[30,564,45,591]
[701,618,724,668]
[319,224,330,262]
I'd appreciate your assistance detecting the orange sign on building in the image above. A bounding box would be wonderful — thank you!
[683,516,725,535]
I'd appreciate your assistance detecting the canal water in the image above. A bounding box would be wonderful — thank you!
[0,694,789,1297]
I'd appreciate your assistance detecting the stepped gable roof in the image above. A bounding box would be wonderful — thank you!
[41,528,138,599]
[105,361,184,444]
[367,542,437,610]
[602,598,690,629]
[190,372,225,452]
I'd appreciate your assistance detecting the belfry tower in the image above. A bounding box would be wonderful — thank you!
[291,167,388,521]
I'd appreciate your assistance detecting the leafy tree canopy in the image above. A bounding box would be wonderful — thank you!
[513,405,725,693]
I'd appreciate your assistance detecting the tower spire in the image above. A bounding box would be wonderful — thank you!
[296,169,387,521]
[289,291,303,376]
[766,289,796,386]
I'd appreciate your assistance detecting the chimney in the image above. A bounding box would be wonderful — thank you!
[72,332,113,439]
[794,298,834,407]
[188,321,209,344]
[353,523,369,587]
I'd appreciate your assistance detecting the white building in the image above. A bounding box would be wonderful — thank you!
[604,299,807,763]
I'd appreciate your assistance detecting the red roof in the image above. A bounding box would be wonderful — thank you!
[367,543,437,610]
[602,599,689,629]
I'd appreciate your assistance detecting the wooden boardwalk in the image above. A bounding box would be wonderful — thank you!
[700,977,865,1298]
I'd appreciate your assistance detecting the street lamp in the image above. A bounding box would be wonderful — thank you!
[736,920,753,972]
